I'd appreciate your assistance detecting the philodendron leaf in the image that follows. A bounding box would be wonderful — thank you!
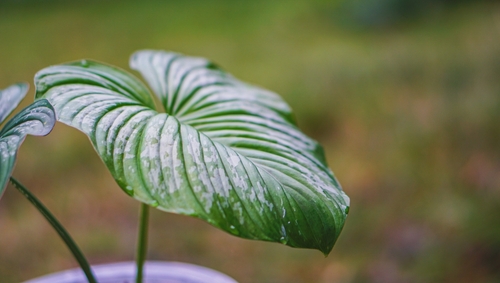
[0,83,55,198]
[35,50,349,254]
[0,83,28,124]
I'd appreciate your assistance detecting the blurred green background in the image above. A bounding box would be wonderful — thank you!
[1,0,500,282]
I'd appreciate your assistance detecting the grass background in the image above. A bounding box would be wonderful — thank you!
[1,0,500,282]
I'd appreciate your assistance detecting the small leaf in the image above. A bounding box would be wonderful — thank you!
[0,82,28,124]
[35,50,349,254]
[0,96,56,198]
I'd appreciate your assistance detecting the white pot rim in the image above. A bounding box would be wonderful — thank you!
[24,261,238,283]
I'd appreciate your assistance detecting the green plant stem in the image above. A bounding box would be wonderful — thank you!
[135,203,150,283]
[9,177,97,283]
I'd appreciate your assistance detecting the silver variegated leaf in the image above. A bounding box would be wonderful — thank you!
[35,50,349,254]
[0,83,28,124]
[0,83,55,198]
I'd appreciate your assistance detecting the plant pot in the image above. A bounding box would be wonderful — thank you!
[24,261,238,283]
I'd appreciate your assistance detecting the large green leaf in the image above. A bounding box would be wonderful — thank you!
[35,50,349,254]
[0,83,55,198]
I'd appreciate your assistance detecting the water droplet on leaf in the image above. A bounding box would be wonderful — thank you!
[229,225,239,235]
[80,60,89,67]
[125,185,134,196]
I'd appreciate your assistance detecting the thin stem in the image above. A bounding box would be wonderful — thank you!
[9,177,98,283]
[135,203,150,283]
